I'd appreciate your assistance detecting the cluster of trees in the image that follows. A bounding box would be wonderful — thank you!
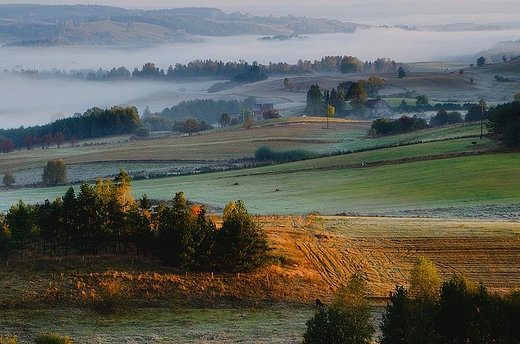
[172,118,214,135]
[303,257,520,344]
[0,170,272,272]
[0,106,140,150]
[487,98,520,147]
[305,78,386,117]
[381,258,520,344]
[153,97,255,125]
[369,116,428,135]
[429,109,463,127]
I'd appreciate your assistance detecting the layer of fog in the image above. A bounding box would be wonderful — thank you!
[2,26,520,129]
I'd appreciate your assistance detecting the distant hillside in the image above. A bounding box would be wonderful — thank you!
[473,39,520,63]
[0,4,366,45]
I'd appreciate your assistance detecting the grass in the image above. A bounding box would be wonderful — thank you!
[0,307,311,343]
[0,120,501,214]
[121,151,519,214]
[1,215,520,342]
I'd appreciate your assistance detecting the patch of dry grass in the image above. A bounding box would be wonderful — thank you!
[1,214,519,342]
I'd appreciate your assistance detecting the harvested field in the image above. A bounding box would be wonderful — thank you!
[262,215,520,299]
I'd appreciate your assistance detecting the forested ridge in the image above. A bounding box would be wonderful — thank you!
[0,4,364,45]
[0,106,140,150]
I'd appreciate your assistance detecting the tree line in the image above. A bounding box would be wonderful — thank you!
[303,257,520,344]
[370,96,520,141]
[5,56,405,83]
[0,106,140,150]
[0,169,273,272]
[151,97,256,125]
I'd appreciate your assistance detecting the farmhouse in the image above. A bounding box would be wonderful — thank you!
[364,97,390,117]
[252,103,274,120]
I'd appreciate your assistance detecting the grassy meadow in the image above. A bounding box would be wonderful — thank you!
[2,116,520,343]
[0,119,508,214]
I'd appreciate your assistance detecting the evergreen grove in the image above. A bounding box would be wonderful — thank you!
[0,169,273,272]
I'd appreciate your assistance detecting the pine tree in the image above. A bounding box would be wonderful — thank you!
[213,200,271,271]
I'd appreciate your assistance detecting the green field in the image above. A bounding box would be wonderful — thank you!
[125,152,519,214]
[0,119,512,215]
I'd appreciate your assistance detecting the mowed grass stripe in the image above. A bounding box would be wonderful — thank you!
[127,153,520,214]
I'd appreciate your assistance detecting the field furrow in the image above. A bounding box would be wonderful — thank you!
[267,216,520,298]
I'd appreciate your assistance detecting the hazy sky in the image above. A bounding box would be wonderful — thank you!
[2,0,518,5]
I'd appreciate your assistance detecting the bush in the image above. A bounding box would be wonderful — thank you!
[91,278,131,315]
[34,333,73,344]
[254,146,317,163]
[255,146,275,161]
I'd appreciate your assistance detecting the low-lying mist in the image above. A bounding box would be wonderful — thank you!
[2,26,520,128]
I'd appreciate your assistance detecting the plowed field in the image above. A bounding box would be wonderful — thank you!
[261,215,520,299]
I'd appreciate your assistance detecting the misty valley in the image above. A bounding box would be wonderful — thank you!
[1,3,520,344]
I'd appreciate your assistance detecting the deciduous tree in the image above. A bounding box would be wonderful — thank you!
[219,112,230,127]
[408,257,441,344]
[477,56,486,67]
[415,95,429,111]
[0,139,14,153]
[244,115,254,129]
[54,132,65,148]
[2,172,15,187]
[42,159,67,186]
[183,118,200,135]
